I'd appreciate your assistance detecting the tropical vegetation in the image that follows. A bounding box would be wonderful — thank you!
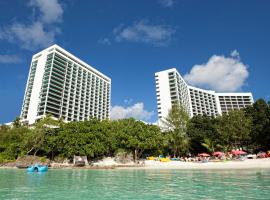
[0,99,269,163]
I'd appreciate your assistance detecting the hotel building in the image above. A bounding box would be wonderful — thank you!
[21,44,111,124]
[155,68,253,124]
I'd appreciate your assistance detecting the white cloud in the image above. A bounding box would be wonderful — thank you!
[230,49,240,59]
[111,102,154,121]
[98,38,111,45]
[184,51,249,92]
[29,0,63,24]
[113,20,176,46]
[0,54,22,64]
[0,0,63,50]
[2,22,59,50]
[158,0,175,8]
[124,98,134,105]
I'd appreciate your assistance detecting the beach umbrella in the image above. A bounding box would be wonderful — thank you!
[231,150,247,155]
[198,153,210,157]
[213,152,224,156]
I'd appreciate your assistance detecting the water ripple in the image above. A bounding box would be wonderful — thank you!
[0,169,270,199]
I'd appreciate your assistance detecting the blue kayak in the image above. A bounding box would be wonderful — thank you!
[27,164,48,172]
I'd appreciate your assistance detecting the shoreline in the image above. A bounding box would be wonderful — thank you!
[1,158,270,170]
[122,158,270,170]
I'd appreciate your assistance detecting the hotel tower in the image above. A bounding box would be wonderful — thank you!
[21,44,111,124]
[155,68,253,125]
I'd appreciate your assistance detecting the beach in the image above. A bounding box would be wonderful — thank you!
[1,157,270,170]
[90,157,270,170]
[137,158,270,170]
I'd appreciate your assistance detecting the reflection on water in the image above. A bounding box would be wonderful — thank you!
[0,169,270,200]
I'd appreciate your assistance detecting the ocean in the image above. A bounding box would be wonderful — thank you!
[0,168,269,199]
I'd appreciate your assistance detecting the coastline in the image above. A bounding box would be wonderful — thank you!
[1,158,270,170]
[122,158,270,170]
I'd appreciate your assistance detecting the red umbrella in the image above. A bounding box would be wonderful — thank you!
[198,153,210,157]
[232,150,247,155]
[213,152,224,156]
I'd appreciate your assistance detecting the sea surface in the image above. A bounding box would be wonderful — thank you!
[0,168,270,199]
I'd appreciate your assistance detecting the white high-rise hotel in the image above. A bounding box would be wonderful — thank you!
[21,44,111,124]
[155,68,253,123]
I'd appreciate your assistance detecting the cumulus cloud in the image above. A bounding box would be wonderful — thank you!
[184,50,249,92]
[0,54,22,64]
[29,0,63,24]
[111,102,154,121]
[158,0,175,8]
[2,22,59,50]
[113,20,176,46]
[0,0,63,50]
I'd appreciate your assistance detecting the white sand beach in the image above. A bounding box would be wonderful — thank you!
[134,158,270,170]
[2,157,270,170]
[91,157,270,170]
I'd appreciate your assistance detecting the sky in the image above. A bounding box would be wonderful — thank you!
[0,0,270,124]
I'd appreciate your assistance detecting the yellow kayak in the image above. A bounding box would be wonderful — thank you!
[147,156,156,160]
[160,158,170,162]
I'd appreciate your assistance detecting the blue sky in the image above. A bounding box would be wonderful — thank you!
[0,0,270,123]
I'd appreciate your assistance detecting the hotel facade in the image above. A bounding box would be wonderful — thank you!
[21,44,111,124]
[155,68,253,124]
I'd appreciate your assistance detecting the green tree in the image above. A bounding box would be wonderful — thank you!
[12,117,22,128]
[56,119,115,159]
[187,115,220,154]
[23,115,60,156]
[201,138,223,153]
[115,118,163,162]
[217,109,252,150]
[245,99,270,150]
[162,104,190,157]
[0,125,31,161]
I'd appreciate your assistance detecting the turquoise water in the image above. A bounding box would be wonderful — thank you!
[0,169,270,199]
